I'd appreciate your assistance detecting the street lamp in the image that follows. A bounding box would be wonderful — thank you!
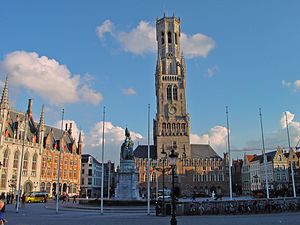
[168,145,178,225]
[154,146,171,216]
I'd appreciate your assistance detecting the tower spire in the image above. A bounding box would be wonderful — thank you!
[0,76,9,110]
[39,104,45,132]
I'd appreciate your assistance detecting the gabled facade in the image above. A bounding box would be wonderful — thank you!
[0,78,82,196]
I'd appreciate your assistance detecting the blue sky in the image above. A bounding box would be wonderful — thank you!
[1,0,300,163]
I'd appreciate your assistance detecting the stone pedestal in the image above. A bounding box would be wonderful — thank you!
[115,160,140,200]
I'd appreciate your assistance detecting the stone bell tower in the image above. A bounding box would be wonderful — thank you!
[154,14,190,159]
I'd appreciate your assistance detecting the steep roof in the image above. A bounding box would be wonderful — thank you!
[190,144,221,159]
[246,155,255,162]
[250,151,276,163]
[134,145,157,159]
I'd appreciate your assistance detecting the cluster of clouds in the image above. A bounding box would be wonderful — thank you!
[96,19,215,58]
[282,79,300,92]
[246,111,300,150]
[0,51,102,106]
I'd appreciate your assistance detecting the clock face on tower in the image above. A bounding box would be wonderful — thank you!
[168,104,177,115]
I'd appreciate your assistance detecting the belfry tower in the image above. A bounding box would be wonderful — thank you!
[154,14,190,159]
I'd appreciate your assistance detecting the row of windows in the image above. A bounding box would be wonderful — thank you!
[193,173,224,182]
[161,31,178,45]
[3,149,37,172]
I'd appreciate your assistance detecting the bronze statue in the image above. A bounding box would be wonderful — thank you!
[120,128,134,160]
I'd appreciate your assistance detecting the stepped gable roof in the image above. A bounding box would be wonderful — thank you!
[44,125,75,153]
[190,144,221,159]
[134,145,157,159]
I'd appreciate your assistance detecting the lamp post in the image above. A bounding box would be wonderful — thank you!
[154,147,171,216]
[168,145,178,225]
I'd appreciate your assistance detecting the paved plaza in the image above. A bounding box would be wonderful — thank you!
[3,202,300,225]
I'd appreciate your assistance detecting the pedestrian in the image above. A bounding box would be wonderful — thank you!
[10,194,13,204]
[72,195,76,204]
[5,194,9,205]
[62,194,66,204]
[21,193,26,208]
[0,200,7,225]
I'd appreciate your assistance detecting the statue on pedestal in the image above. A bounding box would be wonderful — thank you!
[115,127,140,200]
[120,128,134,160]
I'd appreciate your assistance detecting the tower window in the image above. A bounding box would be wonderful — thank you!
[175,33,178,45]
[169,63,172,74]
[167,85,172,100]
[168,31,172,43]
[161,32,165,44]
[173,85,178,100]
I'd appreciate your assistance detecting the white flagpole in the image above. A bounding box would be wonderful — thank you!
[16,114,28,213]
[147,104,150,215]
[226,106,233,200]
[101,106,105,214]
[285,112,296,197]
[56,109,64,213]
[259,108,269,199]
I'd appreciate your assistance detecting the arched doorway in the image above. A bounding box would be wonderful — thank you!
[63,183,67,193]
[24,181,33,194]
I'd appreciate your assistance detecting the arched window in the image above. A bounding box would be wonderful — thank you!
[23,152,29,175]
[175,33,178,44]
[40,182,46,191]
[32,153,37,176]
[167,85,172,100]
[46,182,51,194]
[173,85,178,100]
[0,173,7,188]
[161,32,165,44]
[3,149,9,168]
[168,31,172,43]
[13,151,19,169]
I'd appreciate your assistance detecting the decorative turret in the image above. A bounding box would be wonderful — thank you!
[27,99,33,118]
[0,76,9,145]
[38,105,45,154]
[0,76,9,110]
[77,130,83,154]
[39,104,45,132]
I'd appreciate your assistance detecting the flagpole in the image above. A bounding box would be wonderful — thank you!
[101,106,105,214]
[56,109,64,213]
[16,114,28,213]
[285,112,296,197]
[147,104,150,215]
[259,108,269,199]
[226,106,233,200]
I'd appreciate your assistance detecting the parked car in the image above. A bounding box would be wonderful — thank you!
[26,192,48,203]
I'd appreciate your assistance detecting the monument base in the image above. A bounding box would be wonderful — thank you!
[115,160,140,200]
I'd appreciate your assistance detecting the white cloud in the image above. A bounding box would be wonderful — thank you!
[294,80,300,90]
[191,125,228,155]
[122,87,137,96]
[96,20,215,58]
[181,33,215,58]
[0,51,102,106]
[206,65,218,78]
[96,19,114,39]
[117,21,156,55]
[84,122,143,163]
[282,80,291,88]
